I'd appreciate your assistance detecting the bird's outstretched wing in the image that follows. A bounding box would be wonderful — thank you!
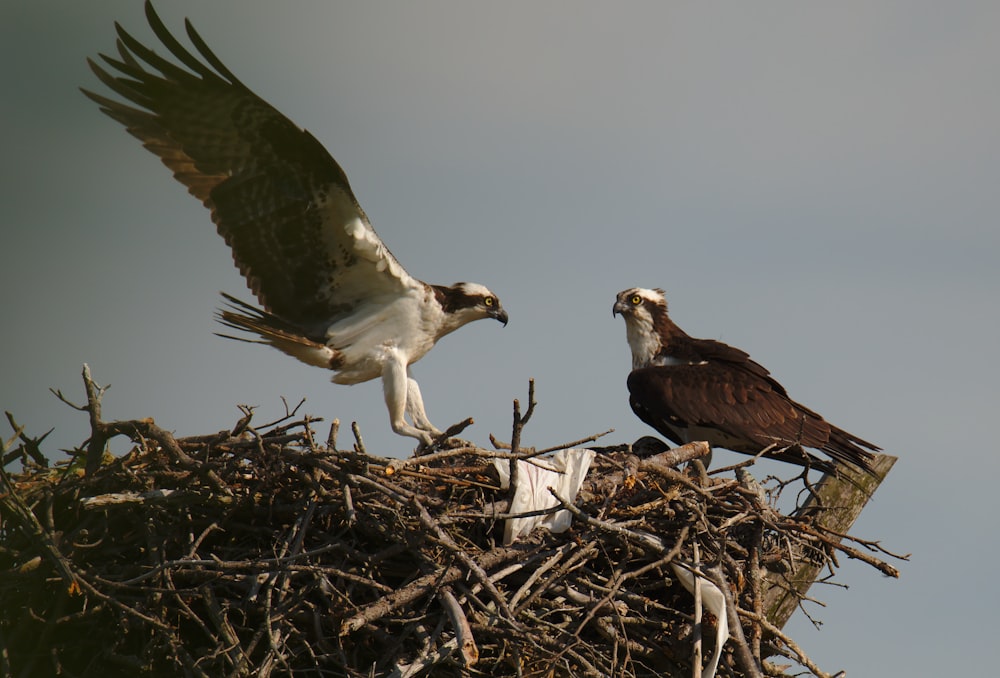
[627,363,879,471]
[82,1,420,329]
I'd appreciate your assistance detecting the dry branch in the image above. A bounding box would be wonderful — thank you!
[761,453,898,629]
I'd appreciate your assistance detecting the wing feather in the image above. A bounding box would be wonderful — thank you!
[627,362,878,471]
[82,0,419,327]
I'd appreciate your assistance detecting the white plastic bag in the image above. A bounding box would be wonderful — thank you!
[493,448,595,545]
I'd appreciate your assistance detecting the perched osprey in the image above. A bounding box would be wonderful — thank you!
[83,2,507,444]
[613,288,879,473]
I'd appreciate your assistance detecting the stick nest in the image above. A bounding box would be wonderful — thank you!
[0,374,903,678]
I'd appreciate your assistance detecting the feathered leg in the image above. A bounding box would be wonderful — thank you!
[381,355,435,444]
[405,373,443,437]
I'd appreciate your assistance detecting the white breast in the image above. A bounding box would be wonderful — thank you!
[326,289,442,385]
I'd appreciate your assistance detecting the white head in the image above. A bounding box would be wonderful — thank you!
[432,282,508,337]
[612,287,669,368]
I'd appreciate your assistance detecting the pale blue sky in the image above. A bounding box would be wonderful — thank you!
[3,2,999,674]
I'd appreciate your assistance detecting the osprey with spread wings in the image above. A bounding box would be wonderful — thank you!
[83,2,507,444]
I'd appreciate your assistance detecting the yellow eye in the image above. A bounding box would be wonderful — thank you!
[631,295,641,305]
[484,297,494,307]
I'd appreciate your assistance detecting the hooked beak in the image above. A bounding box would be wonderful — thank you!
[493,307,509,327]
[612,299,628,317]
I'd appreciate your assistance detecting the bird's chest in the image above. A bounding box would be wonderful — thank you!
[328,297,442,383]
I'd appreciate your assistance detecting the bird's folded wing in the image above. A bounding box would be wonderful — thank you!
[627,364,827,450]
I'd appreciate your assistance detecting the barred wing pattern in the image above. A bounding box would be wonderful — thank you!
[82,1,419,332]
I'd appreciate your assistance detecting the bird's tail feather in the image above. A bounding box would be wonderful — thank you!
[215,293,340,370]
[822,426,881,475]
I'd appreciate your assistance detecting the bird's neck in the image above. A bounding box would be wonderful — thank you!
[625,318,662,369]
[625,314,687,369]
[433,309,478,340]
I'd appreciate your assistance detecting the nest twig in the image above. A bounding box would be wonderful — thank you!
[0,370,904,677]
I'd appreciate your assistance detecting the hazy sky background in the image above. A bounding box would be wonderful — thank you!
[3,2,998,674]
